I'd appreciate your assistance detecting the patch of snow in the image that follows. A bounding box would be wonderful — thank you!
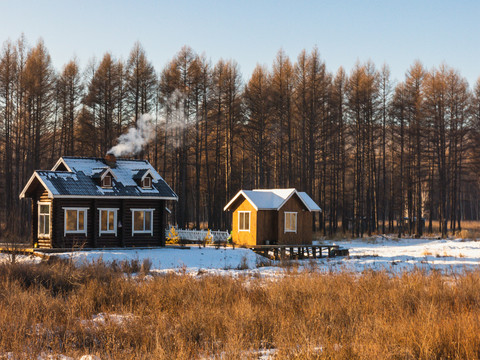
[0,254,42,265]
[37,353,73,360]
[80,313,137,328]
[55,172,78,181]
[257,348,277,360]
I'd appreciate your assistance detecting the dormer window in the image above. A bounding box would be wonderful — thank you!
[142,176,152,188]
[92,167,116,189]
[132,169,155,189]
[102,175,112,188]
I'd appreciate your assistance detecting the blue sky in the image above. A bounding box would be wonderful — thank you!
[1,0,478,86]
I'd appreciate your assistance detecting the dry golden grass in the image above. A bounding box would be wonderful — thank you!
[2,261,480,359]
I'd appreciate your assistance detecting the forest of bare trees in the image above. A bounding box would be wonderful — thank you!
[1,36,480,240]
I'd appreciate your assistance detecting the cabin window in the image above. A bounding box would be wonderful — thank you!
[38,202,50,236]
[99,208,118,236]
[238,211,250,231]
[284,212,297,233]
[63,207,88,236]
[142,176,152,188]
[131,209,154,236]
[102,175,112,188]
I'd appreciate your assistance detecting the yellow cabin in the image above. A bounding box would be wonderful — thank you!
[224,189,321,246]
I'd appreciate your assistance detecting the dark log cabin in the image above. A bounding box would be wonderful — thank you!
[20,155,177,248]
[224,189,321,246]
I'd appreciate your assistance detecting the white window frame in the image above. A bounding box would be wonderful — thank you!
[102,175,112,188]
[142,176,152,188]
[98,208,119,236]
[131,208,155,236]
[63,207,88,236]
[38,202,51,237]
[284,212,297,233]
[238,211,251,232]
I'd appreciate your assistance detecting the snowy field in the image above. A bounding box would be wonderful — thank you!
[322,236,480,274]
[2,236,480,276]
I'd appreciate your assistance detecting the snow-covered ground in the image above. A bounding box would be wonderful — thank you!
[1,237,480,275]
[321,236,480,274]
[56,246,266,272]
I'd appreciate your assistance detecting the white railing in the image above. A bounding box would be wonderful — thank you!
[165,228,230,242]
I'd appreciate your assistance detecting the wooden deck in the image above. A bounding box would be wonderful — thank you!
[246,244,348,260]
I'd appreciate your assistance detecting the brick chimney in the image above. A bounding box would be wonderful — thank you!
[105,153,117,168]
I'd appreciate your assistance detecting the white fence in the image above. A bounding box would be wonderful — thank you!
[165,228,230,243]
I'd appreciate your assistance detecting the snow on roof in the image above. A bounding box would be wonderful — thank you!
[297,192,321,211]
[20,156,177,200]
[224,188,321,212]
[241,190,287,210]
[55,157,162,186]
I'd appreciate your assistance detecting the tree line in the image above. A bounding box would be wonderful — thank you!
[1,35,480,240]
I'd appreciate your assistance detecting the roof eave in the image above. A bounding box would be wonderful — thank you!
[51,157,72,172]
[276,190,321,212]
[141,169,155,181]
[100,167,118,181]
[275,189,298,211]
[224,190,259,211]
[19,172,54,199]
[51,194,178,200]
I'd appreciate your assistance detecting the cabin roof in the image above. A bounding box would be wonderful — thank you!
[20,156,178,200]
[297,192,322,212]
[224,188,321,212]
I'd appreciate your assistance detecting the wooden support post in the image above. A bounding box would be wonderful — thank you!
[92,199,97,248]
[120,199,126,247]
[290,247,293,259]
[159,200,165,246]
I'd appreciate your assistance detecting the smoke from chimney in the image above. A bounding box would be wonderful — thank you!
[107,114,155,157]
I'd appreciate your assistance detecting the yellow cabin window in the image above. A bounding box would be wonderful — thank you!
[284,212,297,233]
[238,211,250,231]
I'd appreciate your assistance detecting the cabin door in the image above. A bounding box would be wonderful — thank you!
[37,202,51,247]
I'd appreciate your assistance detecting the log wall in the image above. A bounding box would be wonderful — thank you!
[29,184,166,248]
